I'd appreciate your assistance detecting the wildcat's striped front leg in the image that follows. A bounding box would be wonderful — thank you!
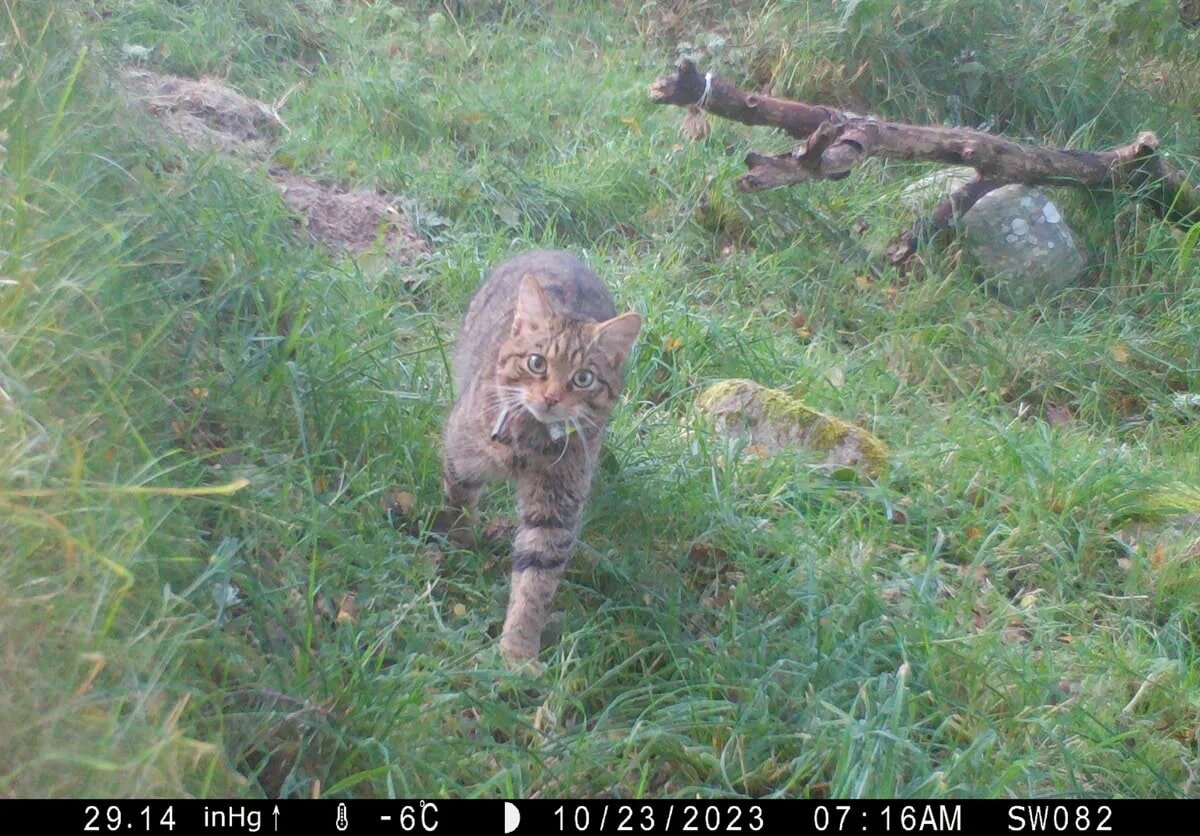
[500,455,590,661]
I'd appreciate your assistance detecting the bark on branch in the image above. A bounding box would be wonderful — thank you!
[649,59,1199,268]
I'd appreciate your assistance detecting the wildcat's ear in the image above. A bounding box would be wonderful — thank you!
[512,274,555,335]
[592,312,642,364]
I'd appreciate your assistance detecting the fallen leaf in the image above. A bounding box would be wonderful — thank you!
[789,310,812,339]
[957,564,989,584]
[533,702,559,734]
[1151,540,1166,570]
[687,541,729,565]
[663,336,683,352]
[464,111,485,124]
[621,116,643,136]
[854,274,873,291]
[1110,343,1130,363]
[1045,402,1073,427]
[1117,557,1133,572]
[452,603,467,617]
[336,593,358,623]
[1003,620,1031,643]
[382,490,416,518]
[1056,679,1082,698]
[827,366,845,388]
[314,593,336,620]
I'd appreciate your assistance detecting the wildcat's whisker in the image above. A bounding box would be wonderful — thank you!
[573,417,591,464]
[552,425,572,465]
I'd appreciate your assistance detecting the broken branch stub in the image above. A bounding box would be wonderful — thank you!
[648,58,840,140]
[886,176,1005,268]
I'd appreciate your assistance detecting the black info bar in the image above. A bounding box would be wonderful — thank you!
[0,798,1175,836]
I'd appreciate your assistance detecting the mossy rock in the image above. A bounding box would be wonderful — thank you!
[695,379,889,478]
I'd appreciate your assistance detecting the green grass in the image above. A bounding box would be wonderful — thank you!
[2,0,1199,798]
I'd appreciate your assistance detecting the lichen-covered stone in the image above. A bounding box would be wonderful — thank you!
[961,185,1085,306]
[695,379,889,478]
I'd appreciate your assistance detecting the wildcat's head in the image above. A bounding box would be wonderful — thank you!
[496,274,641,428]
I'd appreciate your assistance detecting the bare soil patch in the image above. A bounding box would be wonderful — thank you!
[121,68,428,263]
[274,173,428,264]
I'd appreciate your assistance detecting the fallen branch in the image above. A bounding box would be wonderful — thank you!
[649,60,1199,268]
[885,176,1004,267]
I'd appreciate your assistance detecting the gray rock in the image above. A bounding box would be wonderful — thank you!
[961,185,1085,306]
[900,166,976,213]
[694,379,889,478]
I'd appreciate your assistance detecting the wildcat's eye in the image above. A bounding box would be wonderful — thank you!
[571,369,595,389]
[526,354,547,375]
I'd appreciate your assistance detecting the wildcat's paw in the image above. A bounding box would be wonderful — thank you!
[502,653,545,678]
[499,639,544,677]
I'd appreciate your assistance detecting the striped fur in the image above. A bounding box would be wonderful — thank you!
[442,251,641,663]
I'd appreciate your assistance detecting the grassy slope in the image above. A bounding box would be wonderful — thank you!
[2,0,1198,798]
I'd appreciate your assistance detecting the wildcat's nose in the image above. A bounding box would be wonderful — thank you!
[543,389,562,408]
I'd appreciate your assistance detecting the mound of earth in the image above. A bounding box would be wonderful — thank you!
[120,68,428,264]
[274,173,428,264]
[121,68,283,157]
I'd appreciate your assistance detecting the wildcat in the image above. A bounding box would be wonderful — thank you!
[442,250,642,664]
